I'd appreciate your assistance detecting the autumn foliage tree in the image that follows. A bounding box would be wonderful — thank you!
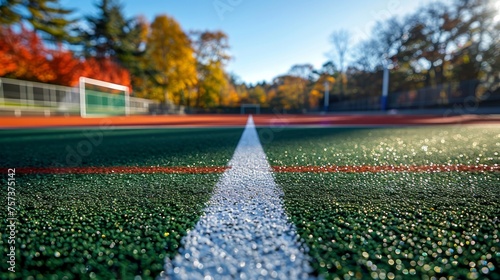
[0,25,131,88]
[46,47,81,85]
[220,75,243,107]
[82,57,131,89]
[0,25,55,82]
[142,15,197,104]
[344,0,500,103]
[191,30,231,107]
[3,0,496,111]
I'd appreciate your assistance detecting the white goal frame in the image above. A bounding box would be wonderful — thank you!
[240,103,260,114]
[79,77,130,117]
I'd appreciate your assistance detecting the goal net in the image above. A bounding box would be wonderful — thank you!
[240,103,260,114]
[79,77,130,117]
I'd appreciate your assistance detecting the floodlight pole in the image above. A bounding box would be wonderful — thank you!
[381,58,390,111]
[324,81,329,112]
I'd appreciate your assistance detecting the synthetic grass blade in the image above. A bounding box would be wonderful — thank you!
[161,116,315,279]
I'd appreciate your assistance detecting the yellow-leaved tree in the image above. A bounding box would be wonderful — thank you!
[191,31,231,108]
[144,15,197,104]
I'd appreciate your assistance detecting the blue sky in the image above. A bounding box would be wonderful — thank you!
[62,0,446,84]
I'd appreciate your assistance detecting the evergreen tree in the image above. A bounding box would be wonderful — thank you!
[26,0,75,42]
[77,0,147,92]
[0,0,75,42]
[0,0,22,25]
[79,0,128,58]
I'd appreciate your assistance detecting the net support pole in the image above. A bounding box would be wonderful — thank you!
[79,77,87,117]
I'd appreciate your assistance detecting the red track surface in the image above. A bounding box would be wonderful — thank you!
[3,164,498,174]
[0,114,499,128]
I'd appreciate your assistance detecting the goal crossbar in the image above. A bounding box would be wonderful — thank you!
[79,77,130,117]
[241,103,261,114]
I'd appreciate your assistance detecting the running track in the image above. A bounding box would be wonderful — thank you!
[1,114,500,128]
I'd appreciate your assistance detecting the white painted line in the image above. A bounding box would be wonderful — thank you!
[161,115,315,279]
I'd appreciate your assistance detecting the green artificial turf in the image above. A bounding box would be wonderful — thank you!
[0,127,243,279]
[0,173,220,280]
[260,126,500,279]
[259,126,500,166]
[275,172,499,279]
[0,127,243,167]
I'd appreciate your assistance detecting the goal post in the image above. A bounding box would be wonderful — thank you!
[79,77,130,117]
[241,103,261,115]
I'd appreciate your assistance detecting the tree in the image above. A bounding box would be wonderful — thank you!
[78,0,141,59]
[369,15,424,93]
[269,74,309,111]
[311,62,337,107]
[119,15,149,96]
[144,15,197,104]
[81,57,131,88]
[330,30,351,73]
[26,0,75,42]
[0,0,22,25]
[222,73,246,106]
[243,85,266,105]
[288,64,314,109]
[47,47,81,85]
[330,29,351,98]
[220,73,243,106]
[195,61,226,107]
[0,25,131,87]
[77,0,148,97]
[447,0,498,92]
[0,0,75,42]
[0,26,19,76]
[191,30,231,107]
[403,3,458,87]
[0,25,55,82]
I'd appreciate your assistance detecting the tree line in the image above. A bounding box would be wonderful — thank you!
[240,0,499,111]
[0,0,233,108]
[0,0,498,110]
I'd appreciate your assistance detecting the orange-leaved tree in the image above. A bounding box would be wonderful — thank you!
[0,25,55,82]
[47,47,82,86]
[0,25,131,89]
[81,58,132,90]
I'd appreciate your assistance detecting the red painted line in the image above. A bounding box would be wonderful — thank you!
[2,166,230,174]
[3,164,497,175]
[272,164,499,173]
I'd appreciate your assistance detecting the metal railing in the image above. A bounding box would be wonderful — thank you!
[0,77,158,116]
[329,80,500,112]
